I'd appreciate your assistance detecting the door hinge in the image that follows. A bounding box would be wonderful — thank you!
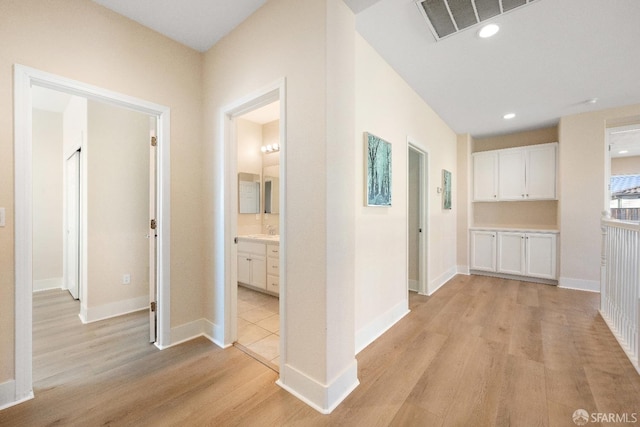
[151,136,157,147]
[150,219,157,229]
[150,301,157,312]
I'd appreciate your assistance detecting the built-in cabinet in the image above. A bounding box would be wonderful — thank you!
[470,229,558,280]
[238,239,279,296]
[473,143,557,202]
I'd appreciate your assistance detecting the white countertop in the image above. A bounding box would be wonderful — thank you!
[469,226,559,234]
[237,234,280,244]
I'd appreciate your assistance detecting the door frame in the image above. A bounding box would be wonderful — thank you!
[407,138,429,295]
[13,64,172,403]
[218,79,286,355]
[63,148,81,300]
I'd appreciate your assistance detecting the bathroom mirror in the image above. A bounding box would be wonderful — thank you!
[263,165,279,214]
[238,172,261,214]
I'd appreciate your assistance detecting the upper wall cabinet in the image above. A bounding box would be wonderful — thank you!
[472,151,498,201]
[473,143,557,202]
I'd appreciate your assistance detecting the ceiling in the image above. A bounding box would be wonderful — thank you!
[91,0,640,139]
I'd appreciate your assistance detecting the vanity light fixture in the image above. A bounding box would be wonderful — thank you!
[261,143,280,153]
[478,23,500,39]
[503,113,516,120]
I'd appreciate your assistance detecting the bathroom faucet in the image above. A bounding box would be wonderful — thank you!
[266,225,276,235]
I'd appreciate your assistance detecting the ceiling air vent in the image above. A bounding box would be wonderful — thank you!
[417,0,538,41]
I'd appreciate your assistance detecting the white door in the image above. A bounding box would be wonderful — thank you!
[149,125,158,343]
[408,148,421,292]
[65,150,81,300]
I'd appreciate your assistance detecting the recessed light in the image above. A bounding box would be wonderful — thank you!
[586,98,598,104]
[478,24,500,38]
[503,113,516,120]
[618,150,629,154]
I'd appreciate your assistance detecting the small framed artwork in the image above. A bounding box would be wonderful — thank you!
[443,169,452,209]
[365,132,392,207]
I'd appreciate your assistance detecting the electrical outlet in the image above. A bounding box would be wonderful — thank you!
[123,274,131,285]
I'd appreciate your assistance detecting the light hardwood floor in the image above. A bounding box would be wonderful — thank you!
[2,275,639,426]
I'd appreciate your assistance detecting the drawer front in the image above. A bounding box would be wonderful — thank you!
[267,244,279,257]
[267,274,279,294]
[267,257,279,276]
[238,241,266,256]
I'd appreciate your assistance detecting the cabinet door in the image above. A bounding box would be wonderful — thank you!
[526,233,557,279]
[498,149,526,200]
[497,232,526,275]
[237,255,252,285]
[251,257,267,290]
[526,144,556,200]
[471,231,497,271]
[473,152,498,201]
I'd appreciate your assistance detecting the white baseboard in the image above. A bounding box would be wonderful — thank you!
[355,299,409,354]
[33,277,63,292]
[79,295,148,324]
[167,319,228,349]
[559,277,600,293]
[428,266,457,296]
[277,359,359,414]
[0,380,33,411]
[457,265,470,275]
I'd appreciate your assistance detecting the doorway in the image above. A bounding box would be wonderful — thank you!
[14,64,171,403]
[220,79,286,372]
[408,142,429,295]
[606,122,640,221]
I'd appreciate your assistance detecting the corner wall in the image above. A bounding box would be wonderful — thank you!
[558,104,640,291]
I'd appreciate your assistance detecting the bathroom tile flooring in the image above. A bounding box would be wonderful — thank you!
[236,285,280,371]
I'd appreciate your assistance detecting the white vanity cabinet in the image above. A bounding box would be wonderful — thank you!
[471,229,557,280]
[473,143,557,202]
[266,243,280,295]
[237,241,266,290]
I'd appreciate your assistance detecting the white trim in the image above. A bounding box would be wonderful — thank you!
[355,299,410,354]
[407,138,430,296]
[277,360,359,414]
[558,277,600,293]
[78,296,148,324]
[165,319,229,349]
[219,79,286,349]
[0,380,33,411]
[33,277,63,292]
[428,266,458,296]
[13,64,171,407]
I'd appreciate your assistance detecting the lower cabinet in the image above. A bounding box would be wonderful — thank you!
[471,229,557,280]
[238,240,279,295]
[237,241,266,290]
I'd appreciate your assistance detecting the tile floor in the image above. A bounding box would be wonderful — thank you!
[236,285,280,369]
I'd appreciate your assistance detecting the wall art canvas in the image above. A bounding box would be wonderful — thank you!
[443,169,452,209]
[365,133,392,207]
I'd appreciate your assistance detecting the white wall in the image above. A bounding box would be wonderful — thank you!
[32,109,64,291]
[84,100,151,320]
[354,34,458,351]
[558,104,640,291]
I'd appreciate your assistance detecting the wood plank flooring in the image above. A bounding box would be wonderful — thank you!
[1,275,639,426]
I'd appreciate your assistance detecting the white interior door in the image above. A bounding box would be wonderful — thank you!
[65,149,81,300]
[408,148,421,292]
[149,124,158,343]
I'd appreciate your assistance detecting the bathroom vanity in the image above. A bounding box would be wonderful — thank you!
[237,235,279,296]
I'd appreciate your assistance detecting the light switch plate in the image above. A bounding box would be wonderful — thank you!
[0,208,5,227]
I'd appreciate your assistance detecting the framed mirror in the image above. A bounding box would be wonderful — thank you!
[238,172,260,214]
